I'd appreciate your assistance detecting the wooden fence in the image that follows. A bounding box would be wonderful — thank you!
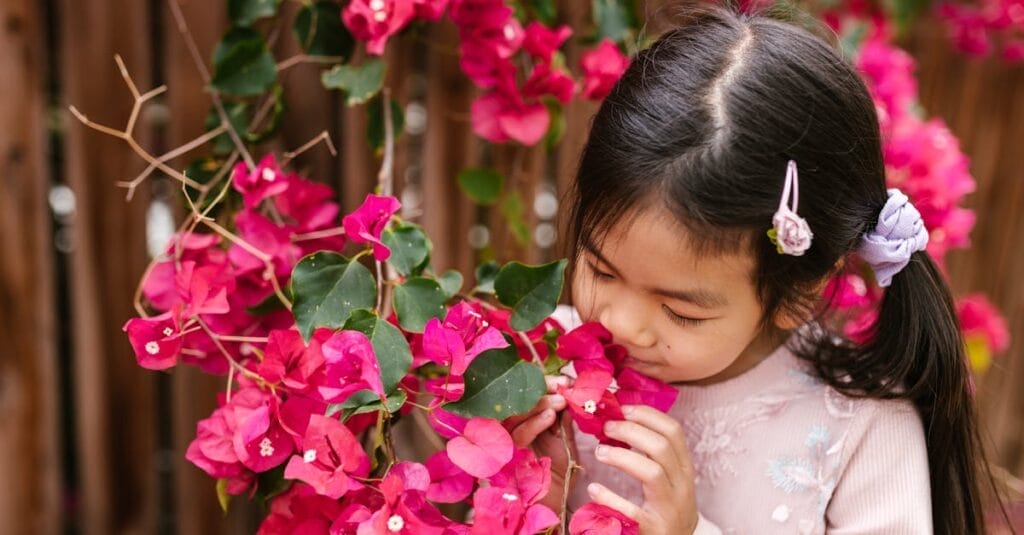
[1,0,1021,533]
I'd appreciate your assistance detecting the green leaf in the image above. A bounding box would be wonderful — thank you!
[215,479,231,514]
[321,60,387,106]
[457,167,503,205]
[543,353,567,376]
[500,192,530,246]
[211,27,278,96]
[293,1,354,59]
[367,96,405,155]
[329,390,407,419]
[494,260,568,331]
[229,0,281,26]
[438,270,464,299]
[445,344,546,418]
[393,277,447,332]
[473,261,501,294]
[592,0,634,44]
[524,0,558,25]
[204,101,250,155]
[246,286,292,315]
[343,309,413,392]
[291,252,377,341]
[254,466,292,508]
[382,223,431,277]
[543,100,565,150]
[245,84,286,144]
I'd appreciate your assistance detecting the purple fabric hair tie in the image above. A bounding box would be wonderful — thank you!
[859,188,929,287]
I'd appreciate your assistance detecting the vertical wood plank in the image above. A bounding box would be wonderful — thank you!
[0,0,61,533]
[59,0,158,532]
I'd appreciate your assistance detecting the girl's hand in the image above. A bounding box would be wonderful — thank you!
[505,375,576,512]
[589,405,699,535]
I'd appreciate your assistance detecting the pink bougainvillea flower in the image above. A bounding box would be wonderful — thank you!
[412,0,449,21]
[257,482,345,535]
[459,44,518,89]
[522,62,576,105]
[471,89,550,145]
[142,232,223,311]
[558,359,626,446]
[614,368,679,413]
[172,260,233,318]
[568,502,639,535]
[318,330,387,404]
[425,450,475,503]
[424,375,466,404]
[256,328,331,394]
[469,486,559,535]
[422,301,509,376]
[487,447,551,506]
[557,322,613,361]
[428,406,469,439]
[824,271,877,310]
[446,417,515,478]
[342,0,416,56]
[357,462,450,535]
[342,194,401,261]
[123,312,183,370]
[274,174,340,232]
[580,38,630,100]
[228,210,302,278]
[523,21,572,62]
[958,294,1010,353]
[232,395,294,473]
[277,394,328,449]
[232,154,290,209]
[283,414,369,499]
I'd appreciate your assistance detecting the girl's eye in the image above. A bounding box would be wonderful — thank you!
[662,305,706,326]
[587,262,614,280]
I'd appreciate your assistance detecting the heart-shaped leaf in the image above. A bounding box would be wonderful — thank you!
[293,1,354,59]
[229,0,281,26]
[393,277,447,332]
[211,27,278,96]
[446,417,514,478]
[438,270,464,299]
[367,96,405,155]
[321,60,386,106]
[382,223,430,277]
[291,252,376,341]
[343,309,412,392]
[457,168,503,205]
[494,260,568,331]
[473,261,500,295]
[445,344,546,418]
[328,389,407,419]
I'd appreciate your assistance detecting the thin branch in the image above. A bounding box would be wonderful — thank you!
[200,219,293,310]
[560,413,580,533]
[117,124,227,200]
[291,226,346,242]
[517,330,543,366]
[195,316,264,383]
[378,87,396,197]
[281,130,338,168]
[276,54,345,72]
[166,0,255,170]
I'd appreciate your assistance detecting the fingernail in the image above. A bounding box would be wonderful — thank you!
[552,394,565,405]
[595,445,608,458]
[603,421,617,434]
[588,483,601,497]
[622,405,635,415]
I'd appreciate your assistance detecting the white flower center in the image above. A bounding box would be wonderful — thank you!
[162,327,174,337]
[370,0,385,10]
[261,168,276,182]
[303,449,317,463]
[387,514,404,532]
[240,342,253,356]
[583,399,597,414]
[145,341,161,355]
[502,493,518,501]
[503,23,515,41]
[481,320,489,327]
[373,10,387,22]
[259,437,275,457]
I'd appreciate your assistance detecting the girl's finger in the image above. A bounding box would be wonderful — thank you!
[545,374,571,393]
[603,419,683,475]
[504,394,566,429]
[622,405,694,474]
[593,444,675,499]
[510,408,558,447]
[587,482,644,522]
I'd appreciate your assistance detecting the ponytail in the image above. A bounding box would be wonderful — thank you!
[810,251,1003,534]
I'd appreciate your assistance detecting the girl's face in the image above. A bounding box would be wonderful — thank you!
[571,203,784,385]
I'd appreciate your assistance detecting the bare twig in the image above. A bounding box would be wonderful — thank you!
[195,316,263,383]
[277,54,345,72]
[378,87,396,197]
[281,130,338,168]
[166,0,255,170]
[117,124,227,200]
[560,413,580,532]
[291,226,347,242]
[200,219,293,310]
[517,330,544,366]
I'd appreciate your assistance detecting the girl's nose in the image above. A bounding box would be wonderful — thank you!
[599,302,657,350]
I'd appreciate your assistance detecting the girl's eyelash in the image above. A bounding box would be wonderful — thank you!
[587,262,614,280]
[662,305,706,326]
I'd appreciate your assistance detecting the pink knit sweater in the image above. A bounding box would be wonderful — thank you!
[555,307,933,534]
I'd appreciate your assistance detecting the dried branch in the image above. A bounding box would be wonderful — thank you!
[281,130,338,167]
[277,54,345,72]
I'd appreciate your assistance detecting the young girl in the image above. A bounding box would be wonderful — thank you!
[508,5,1000,534]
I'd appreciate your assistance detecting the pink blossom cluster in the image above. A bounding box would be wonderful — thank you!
[937,0,1024,61]
[339,0,629,146]
[816,15,1010,369]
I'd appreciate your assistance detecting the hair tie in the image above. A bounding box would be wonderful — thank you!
[768,160,813,256]
[858,188,929,287]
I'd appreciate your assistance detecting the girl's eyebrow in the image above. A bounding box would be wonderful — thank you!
[583,241,729,309]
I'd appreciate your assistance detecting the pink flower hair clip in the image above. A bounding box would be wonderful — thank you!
[767,160,813,256]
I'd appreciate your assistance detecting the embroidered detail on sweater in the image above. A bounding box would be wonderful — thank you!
[764,422,845,531]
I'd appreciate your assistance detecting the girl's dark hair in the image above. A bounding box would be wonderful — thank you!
[566,5,1003,534]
